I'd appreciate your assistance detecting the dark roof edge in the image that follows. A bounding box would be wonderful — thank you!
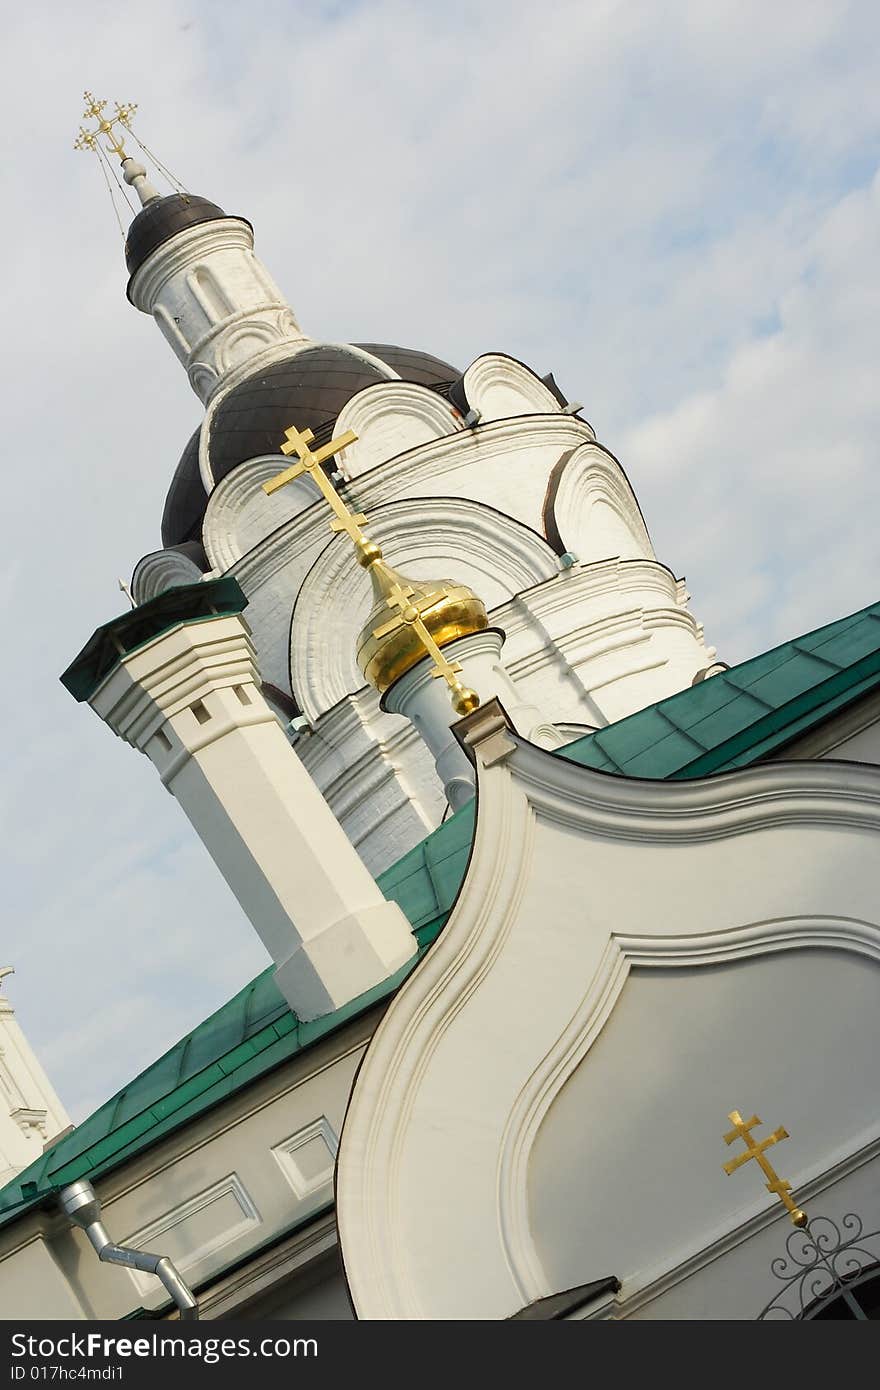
[61,577,247,702]
[508,1276,620,1319]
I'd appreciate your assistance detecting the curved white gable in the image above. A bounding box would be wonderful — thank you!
[290,498,560,723]
[332,381,462,480]
[336,713,880,1319]
[203,456,321,572]
[463,353,568,422]
[545,442,654,563]
[131,547,205,604]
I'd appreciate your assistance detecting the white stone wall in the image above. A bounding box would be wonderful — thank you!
[203,374,717,874]
[135,346,719,875]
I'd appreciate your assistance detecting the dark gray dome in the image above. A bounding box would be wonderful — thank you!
[125,194,242,285]
[161,343,460,548]
[161,428,205,548]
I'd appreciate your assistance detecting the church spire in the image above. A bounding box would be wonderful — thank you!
[76,93,308,402]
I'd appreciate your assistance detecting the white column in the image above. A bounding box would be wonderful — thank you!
[88,614,417,1021]
[384,628,561,811]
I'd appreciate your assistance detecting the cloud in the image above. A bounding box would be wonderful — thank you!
[2,0,878,1120]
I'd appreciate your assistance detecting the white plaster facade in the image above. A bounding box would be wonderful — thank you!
[336,701,880,1320]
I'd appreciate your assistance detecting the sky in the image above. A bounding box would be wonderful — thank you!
[1,0,878,1123]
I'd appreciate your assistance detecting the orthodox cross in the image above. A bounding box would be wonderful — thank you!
[74,92,138,158]
[263,425,365,538]
[263,426,479,712]
[722,1110,807,1227]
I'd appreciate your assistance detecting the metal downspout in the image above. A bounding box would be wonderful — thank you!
[59,1180,199,1320]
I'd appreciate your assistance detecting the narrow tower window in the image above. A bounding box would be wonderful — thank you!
[190,266,234,324]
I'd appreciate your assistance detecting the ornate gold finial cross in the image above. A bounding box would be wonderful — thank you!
[370,585,473,696]
[262,425,480,713]
[74,92,138,158]
[722,1110,807,1227]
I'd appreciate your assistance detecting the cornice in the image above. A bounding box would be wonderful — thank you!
[129,218,256,308]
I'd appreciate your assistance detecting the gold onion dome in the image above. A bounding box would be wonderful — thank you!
[354,540,488,703]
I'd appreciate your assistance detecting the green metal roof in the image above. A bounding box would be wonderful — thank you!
[0,804,475,1227]
[3,598,878,1228]
[563,600,880,780]
[61,578,248,703]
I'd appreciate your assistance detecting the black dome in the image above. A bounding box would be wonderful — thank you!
[162,343,460,548]
[161,428,206,549]
[125,194,239,283]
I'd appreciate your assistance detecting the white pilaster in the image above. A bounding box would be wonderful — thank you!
[384,628,562,811]
[0,972,70,1185]
[88,614,417,1021]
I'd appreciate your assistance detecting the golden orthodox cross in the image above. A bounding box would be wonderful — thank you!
[263,426,479,711]
[74,92,138,158]
[722,1110,807,1227]
[263,425,366,540]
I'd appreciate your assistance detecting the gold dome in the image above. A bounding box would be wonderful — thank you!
[355,542,488,698]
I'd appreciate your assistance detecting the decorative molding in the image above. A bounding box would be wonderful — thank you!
[123,1172,261,1296]
[271,1116,339,1202]
[289,496,559,723]
[338,749,538,1319]
[131,548,205,605]
[194,1208,339,1320]
[228,416,596,597]
[336,739,880,1319]
[203,457,319,573]
[542,441,654,563]
[497,917,880,1305]
[462,354,569,422]
[130,218,258,310]
[9,1108,48,1139]
[332,381,462,479]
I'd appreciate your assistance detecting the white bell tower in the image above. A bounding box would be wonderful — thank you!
[74,92,309,404]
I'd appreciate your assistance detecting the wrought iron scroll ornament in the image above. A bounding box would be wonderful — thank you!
[720,1109,879,1320]
[758,1212,880,1320]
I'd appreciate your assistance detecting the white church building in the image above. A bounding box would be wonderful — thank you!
[0,98,878,1321]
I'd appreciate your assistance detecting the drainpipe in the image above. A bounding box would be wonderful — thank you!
[59,1180,199,1321]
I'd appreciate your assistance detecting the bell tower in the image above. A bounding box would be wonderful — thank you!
[74,92,308,404]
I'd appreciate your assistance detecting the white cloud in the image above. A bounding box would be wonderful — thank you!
[1,0,878,1120]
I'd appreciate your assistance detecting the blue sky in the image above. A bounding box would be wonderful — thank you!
[2,0,878,1121]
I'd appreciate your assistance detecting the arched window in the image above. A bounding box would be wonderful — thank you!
[190,265,233,324]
